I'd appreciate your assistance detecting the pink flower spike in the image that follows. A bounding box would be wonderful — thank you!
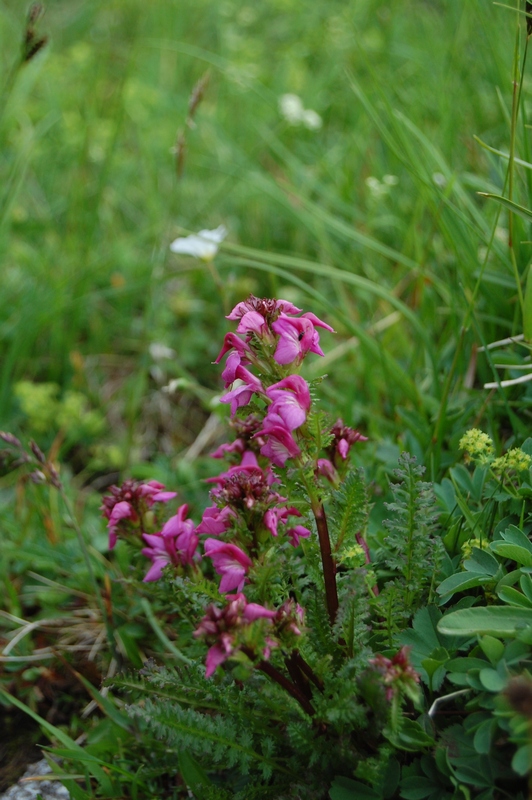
[204,539,252,593]
[258,424,301,467]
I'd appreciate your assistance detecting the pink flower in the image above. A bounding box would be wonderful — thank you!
[195,505,235,536]
[194,593,276,677]
[210,439,246,459]
[138,480,177,505]
[227,297,302,321]
[274,599,305,637]
[220,366,263,416]
[272,312,334,365]
[266,376,311,431]
[214,332,251,364]
[204,538,252,593]
[101,479,176,549]
[328,420,368,462]
[141,504,198,581]
[286,524,311,547]
[368,646,420,702]
[107,501,136,549]
[258,424,301,467]
[316,458,339,485]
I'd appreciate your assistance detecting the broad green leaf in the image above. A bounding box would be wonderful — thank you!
[478,635,504,665]
[490,543,532,567]
[521,573,532,602]
[473,718,495,755]
[438,606,532,637]
[512,745,532,776]
[399,777,438,800]
[500,525,532,554]
[463,548,499,576]
[384,718,435,752]
[478,668,507,692]
[497,585,532,608]
[436,572,491,600]
[329,776,381,800]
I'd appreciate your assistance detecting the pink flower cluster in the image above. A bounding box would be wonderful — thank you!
[194,594,304,677]
[216,297,333,469]
[101,479,176,549]
[142,504,199,581]
[368,646,420,701]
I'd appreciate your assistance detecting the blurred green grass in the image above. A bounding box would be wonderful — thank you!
[0,0,529,483]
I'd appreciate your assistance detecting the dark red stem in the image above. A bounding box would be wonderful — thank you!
[256,659,315,716]
[312,501,339,625]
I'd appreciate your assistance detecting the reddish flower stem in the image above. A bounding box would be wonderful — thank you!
[256,658,315,716]
[311,500,339,625]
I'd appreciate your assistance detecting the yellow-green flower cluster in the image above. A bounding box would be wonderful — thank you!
[459,429,494,465]
[337,544,366,570]
[491,448,532,475]
[461,537,489,559]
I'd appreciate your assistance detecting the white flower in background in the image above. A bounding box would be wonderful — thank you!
[382,174,399,186]
[279,94,305,124]
[301,108,323,130]
[149,343,176,361]
[279,94,322,129]
[365,174,399,198]
[169,225,227,260]
[432,172,447,188]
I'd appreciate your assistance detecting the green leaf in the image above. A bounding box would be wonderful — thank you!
[490,542,532,567]
[473,718,495,754]
[478,635,504,665]
[463,548,499,576]
[520,573,532,602]
[384,718,435,751]
[177,751,213,798]
[512,744,532,776]
[501,525,532,554]
[497,585,532,608]
[437,606,532,637]
[478,668,507,692]
[329,776,381,799]
[399,776,439,800]
[478,192,532,223]
[436,572,491,600]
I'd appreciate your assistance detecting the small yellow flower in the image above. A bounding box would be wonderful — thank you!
[461,537,488,559]
[459,429,494,465]
[492,448,532,474]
